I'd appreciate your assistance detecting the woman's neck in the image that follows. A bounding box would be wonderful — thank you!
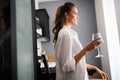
[64,23,72,28]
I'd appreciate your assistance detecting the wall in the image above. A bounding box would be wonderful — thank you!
[37,0,102,71]
[95,0,120,79]
[114,0,120,42]
[94,0,111,79]
[14,0,35,80]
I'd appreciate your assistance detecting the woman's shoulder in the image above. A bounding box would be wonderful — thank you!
[58,27,71,37]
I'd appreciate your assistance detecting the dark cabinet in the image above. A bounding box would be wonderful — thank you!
[35,9,50,42]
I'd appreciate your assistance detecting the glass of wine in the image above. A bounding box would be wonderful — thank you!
[92,32,104,58]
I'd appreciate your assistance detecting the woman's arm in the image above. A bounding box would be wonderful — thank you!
[74,38,102,64]
[86,63,109,79]
[86,63,98,70]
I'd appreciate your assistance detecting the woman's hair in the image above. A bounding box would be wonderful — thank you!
[0,5,10,30]
[52,2,75,44]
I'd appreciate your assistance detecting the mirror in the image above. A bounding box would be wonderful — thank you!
[34,0,101,78]
[34,0,101,64]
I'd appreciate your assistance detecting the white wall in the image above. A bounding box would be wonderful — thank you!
[35,0,61,9]
[95,0,120,80]
[15,0,35,79]
[114,0,120,42]
[94,0,111,78]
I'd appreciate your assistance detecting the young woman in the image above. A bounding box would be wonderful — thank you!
[53,2,109,80]
[0,5,11,80]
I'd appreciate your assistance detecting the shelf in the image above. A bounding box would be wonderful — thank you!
[35,9,50,42]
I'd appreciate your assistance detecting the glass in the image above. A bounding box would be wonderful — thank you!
[92,33,104,58]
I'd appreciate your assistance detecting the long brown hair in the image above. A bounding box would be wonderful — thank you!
[0,5,11,31]
[53,2,75,44]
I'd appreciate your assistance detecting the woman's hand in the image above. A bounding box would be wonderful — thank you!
[74,38,103,64]
[86,64,109,79]
[84,38,103,53]
[95,67,109,79]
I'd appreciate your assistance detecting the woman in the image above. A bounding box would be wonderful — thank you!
[53,2,109,80]
[0,5,11,80]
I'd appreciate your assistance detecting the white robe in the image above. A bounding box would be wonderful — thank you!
[55,25,89,80]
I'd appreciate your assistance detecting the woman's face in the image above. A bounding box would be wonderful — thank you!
[65,7,79,26]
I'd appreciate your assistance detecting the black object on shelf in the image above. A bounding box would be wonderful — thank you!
[35,9,50,42]
[37,55,56,80]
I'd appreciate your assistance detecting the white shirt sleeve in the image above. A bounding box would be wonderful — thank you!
[56,32,76,73]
